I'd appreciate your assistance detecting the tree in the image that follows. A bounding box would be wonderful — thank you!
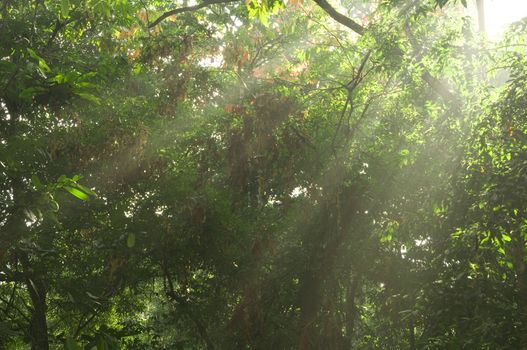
[1,0,526,348]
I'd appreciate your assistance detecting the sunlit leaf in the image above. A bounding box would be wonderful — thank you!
[64,186,89,201]
[75,183,96,196]
[27,48,51,72]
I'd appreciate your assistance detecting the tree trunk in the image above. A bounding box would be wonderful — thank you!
[298,270,321,350]
[512,234,527,347]
[21,253,49,350]
[28,284,49,350]
[345,274,358,348]
[408,318,416,350]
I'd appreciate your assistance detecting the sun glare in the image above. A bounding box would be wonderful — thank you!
[485,0,527,38]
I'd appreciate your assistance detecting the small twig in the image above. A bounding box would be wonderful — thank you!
[0,293,30,322]
[331,51,371,156]
[46,17,77,48]
[74,312,98,337]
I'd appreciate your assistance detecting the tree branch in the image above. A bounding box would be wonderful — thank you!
[149,0,240,28]
[46,17,77,48]
[162,265,215,350]
[313,0,457,103]
[313,0,365,35]
[151,0,456,104]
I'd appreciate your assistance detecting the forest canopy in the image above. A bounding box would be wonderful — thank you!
[1,0,527,349]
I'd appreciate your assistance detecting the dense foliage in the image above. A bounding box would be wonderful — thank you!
[1,0,527,348]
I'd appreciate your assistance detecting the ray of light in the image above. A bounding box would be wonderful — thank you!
[485,0,527,38]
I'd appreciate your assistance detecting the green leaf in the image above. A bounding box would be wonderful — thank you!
[86,291,99,299]
[75,81,97,89]
[19,86,47,99]
[81,71,98,79]
[380,233,392,243]
[75,183,96,196]
[50,73,65,84]
[27,48,51,72]
[64,186,89,201]
[76,92,101,104]
[57,175,68,184]
[61,0,70,17]
[27,48,40,61]
[502,234,512,242]
[258,7,269,26]
[39,59,51,73]
[31,174,44,190]
[127,233,136,248]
